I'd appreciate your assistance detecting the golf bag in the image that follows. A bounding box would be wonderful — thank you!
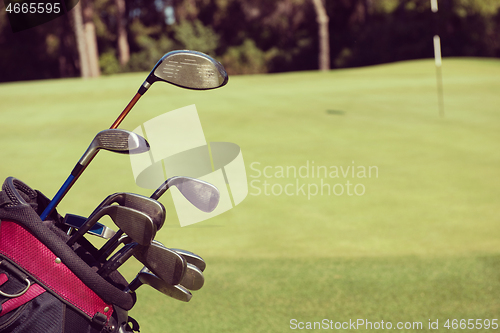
[0,177,139,333]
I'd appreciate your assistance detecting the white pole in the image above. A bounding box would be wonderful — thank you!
[431,0,438,12]
[433,35,442,67]
[431,0,444,117]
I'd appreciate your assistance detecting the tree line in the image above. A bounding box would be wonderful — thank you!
[0,0,499,82]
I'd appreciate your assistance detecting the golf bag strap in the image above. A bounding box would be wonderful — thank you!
[0,283,45,317]
[0,220,114,321]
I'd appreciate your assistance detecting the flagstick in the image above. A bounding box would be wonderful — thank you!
[433,35,444,117]
[431,0,444,117]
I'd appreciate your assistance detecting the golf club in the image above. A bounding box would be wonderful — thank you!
[126,267,192,302]
[97,242,137,278]
[40,129,150,220]
[97,176,219,261]
[151,176,220,213]
[90,193,166,260]
[67,205,155,247]
[179,263,204,291]
[151,241,204,290]
[98,237,186,285]
[110,50,228,129]
[133,242,187,285]
[171,248,206,272]
[66,177,218,243]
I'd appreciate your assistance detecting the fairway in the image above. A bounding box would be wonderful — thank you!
[0,58,499,332]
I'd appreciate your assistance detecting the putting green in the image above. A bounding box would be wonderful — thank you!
[0,58,499,332]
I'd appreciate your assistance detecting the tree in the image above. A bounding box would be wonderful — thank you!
[312,0,330,70]
[115,0,130,67]
[71,1,91,78]
[81,0,100,77]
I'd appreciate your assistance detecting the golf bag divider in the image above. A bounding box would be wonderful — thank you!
[0,177,137,333]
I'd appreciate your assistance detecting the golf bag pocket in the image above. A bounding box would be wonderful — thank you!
[0,177,137,333]
[0,258,64,332]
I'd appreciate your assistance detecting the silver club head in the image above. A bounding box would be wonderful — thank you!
[179,263,204,291]
[143,50,228,91]
[150,176,220,213]
[135,267,192,302]
[171,248,206,272]
[67,205,155,247]
[133,242,187,285]
[78,129,150,166]
[92,192,165,231]
[151,241,205,290]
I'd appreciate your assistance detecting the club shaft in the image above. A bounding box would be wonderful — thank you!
[41,158,93,221]
[110,93,142,129]
[40,174,75,220]
[150,189,164,201]
[67,205,105,246]
[97,230,125,261]
[98,243,136,278]
[125,276,142,293]
[150,181,170,200]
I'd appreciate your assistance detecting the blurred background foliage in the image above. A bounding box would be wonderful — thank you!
[0,0,499,82]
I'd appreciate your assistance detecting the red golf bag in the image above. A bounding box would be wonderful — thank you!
[0,177,138,333]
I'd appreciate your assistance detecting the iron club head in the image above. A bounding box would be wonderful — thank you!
[127,267,192,302]
[67,205,155,247]
[179,263,204,291]
[151,241,205,290]
[91,192,166,231]
[133,242,187,286]
[150,176,220,213]
[171,248,206,272]
[90,193,165,261]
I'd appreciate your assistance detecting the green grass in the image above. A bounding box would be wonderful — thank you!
[1,57,499,332]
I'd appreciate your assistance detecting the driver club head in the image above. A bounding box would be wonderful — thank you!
[143,50,228,91]
[150,176,220,213]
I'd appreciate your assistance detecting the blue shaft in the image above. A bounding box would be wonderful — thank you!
[40,174,75,220]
